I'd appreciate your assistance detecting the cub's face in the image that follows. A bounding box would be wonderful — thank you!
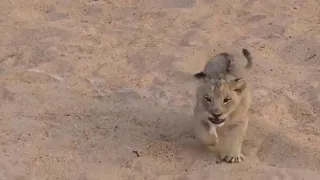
[199,78,247,125]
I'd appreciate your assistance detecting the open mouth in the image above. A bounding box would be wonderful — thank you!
[208,117,225,124]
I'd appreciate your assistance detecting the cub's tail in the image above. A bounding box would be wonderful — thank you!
[242,48,252,69]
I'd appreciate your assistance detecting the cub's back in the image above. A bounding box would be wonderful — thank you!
[194,53,232,79]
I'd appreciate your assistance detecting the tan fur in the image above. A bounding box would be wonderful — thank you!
[192,49,253,163]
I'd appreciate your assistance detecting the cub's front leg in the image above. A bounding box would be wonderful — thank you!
[194,119,220,150]
[218,119,248,163]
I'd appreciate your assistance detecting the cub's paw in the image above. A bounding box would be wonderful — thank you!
[220,153,245,163]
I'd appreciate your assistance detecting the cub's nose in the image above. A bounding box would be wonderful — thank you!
[211,112,222,118]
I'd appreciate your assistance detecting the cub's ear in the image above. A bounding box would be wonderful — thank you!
[194,71,206,79]
[230,78,246,93]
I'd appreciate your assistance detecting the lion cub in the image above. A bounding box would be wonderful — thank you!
[192,49,253,163]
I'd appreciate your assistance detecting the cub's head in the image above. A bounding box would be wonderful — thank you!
[197,78,247,125]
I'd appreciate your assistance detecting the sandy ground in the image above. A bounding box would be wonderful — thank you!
[0,0,319,179]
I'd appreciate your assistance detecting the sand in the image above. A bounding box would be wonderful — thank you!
[0,0,319,179]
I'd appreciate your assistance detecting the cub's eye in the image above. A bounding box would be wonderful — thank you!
[223,97,231,103]
[204,96,211,102]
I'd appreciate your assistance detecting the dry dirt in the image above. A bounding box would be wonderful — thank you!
[0,0,319,179]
